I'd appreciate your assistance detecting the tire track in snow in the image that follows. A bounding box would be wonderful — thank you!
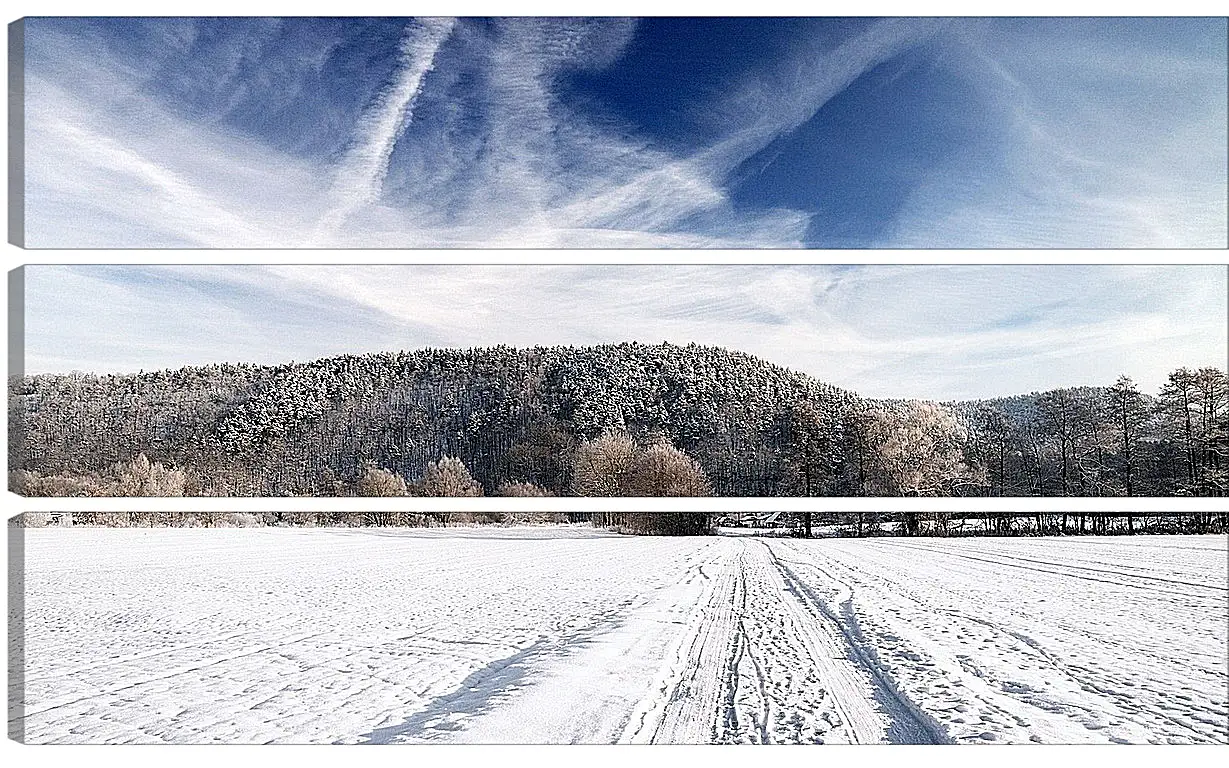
[717,540,888,743]
[869,540,1224,597]
[766,541,952,745]
[630,538,948,744]
[729,617,772,743]
[797,537,1228,744]
[716,546,768,743]
[781,546,1071,743]
[802,546,1114,743]
[622,542,743,744]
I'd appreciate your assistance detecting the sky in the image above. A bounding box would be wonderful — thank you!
[20,17,1229,248]
[21,265,1228,401]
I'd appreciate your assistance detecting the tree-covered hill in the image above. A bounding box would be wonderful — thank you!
[10,343,1225,497]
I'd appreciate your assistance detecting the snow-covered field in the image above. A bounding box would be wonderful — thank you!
[11,527,1228,744]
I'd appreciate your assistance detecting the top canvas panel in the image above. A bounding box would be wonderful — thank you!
[10,17,1229,249]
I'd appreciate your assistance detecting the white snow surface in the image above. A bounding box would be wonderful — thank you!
[12,527,1228,744]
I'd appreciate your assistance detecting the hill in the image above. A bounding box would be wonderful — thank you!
[10,343,1224,496]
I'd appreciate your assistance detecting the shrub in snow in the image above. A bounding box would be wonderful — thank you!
[496,481,553,497]
[572,433,711,497]
[625,442,712,497]
[10,470,100,497]
[107,454,188,497]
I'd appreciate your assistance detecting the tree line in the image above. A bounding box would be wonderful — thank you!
[9,343,1226,497]
[958,370,1227,497]
[11,511,714,535]
[14,512,1223,538]
[776,512,1228,538]
[10,511,578,528]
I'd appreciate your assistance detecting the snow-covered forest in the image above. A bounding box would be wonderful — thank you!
[10,343,1227,497]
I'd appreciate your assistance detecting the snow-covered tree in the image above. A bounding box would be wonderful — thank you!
[780,400,842,496]
[863,403,981,497]
[625,441,712,497]
[355,463,408,496]
[415,456,483,497]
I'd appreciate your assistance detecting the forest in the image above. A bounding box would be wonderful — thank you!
[9,342,1227,497]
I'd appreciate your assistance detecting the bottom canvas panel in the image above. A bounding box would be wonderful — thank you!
[8,513,1228,745]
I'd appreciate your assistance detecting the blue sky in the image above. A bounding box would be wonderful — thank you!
[20,17,1228,248]
[22,265,1228,401]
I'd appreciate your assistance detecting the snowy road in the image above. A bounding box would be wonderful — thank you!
[12,528,1228,744]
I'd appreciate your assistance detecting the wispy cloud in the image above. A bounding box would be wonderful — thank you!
[308,18,456,244]
[24,42,326,247]
[22,18,1223,247]
[885,20,1228,248]
[23,265,1227,401]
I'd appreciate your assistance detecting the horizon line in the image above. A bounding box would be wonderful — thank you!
[17,340,1222,405]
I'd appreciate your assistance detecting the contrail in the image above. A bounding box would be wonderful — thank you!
[308,17,456,245]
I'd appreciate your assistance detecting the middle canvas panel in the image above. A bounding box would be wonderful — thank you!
[10,263,1227,499]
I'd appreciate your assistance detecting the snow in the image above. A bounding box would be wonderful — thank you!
[11,527,1228,744]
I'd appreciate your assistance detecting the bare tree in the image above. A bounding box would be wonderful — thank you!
[355,463,408,496]
[1159,368,1200,492]
[571,432,638,496]
[863,403,981,496]
[1108,375,1148,496]
[1195,367,1228,495]
[974,406,1014,496]
[625,442,712,497]
[1037,390,1085,494]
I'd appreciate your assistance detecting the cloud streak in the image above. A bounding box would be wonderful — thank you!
[309,18,456,244]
